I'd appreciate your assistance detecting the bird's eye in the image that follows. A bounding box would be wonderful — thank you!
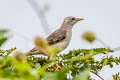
[71,18,75,20]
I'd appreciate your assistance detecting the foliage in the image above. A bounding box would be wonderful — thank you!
[0,30,120,80]
[0,47,116,80]
[0,30,9,47]
[113,72,120,80]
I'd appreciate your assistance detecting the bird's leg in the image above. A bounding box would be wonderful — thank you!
[47,55,62,70]
[56,64,62,70]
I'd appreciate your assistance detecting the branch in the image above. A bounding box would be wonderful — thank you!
[90,71,104,80]
[112,47,120,51]
[27,0,51,35]
[97,38,110,48]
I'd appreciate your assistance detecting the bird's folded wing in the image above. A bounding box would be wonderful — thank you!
[46,29,67,45]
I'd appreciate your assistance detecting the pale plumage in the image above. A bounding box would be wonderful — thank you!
[25,16,84,56]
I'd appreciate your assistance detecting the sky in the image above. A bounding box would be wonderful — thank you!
[0,0,120,80]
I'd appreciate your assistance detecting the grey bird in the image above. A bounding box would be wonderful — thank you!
[25,16,84,56]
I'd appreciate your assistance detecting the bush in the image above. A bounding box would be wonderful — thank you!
[0,30,120,80]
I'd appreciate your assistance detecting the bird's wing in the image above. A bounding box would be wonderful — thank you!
[46,29,67,45]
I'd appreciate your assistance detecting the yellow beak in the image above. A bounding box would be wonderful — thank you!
[76,18,84,21]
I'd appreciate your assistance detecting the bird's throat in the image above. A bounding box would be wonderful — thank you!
[61,24,73,30]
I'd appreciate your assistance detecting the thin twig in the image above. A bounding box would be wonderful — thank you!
[112,47,120,51]
[28,0,51,35]
[90,71,104,80]
[97,38,110,48]
[97,38,120,52]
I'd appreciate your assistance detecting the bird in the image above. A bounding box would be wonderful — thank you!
[25,16,84,56]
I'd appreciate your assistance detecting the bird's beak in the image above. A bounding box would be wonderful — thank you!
[76,18,84,21]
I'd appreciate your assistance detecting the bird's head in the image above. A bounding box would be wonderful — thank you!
[63,16,84,27]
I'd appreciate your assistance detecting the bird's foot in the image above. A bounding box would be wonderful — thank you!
[56,64,62,70]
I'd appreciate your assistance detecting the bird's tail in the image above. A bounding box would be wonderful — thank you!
[25,47,47,56]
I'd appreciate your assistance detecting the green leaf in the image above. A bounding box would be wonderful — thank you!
[43,67,69,80]
[43,72,58,80]
[73,69,89,80]
[56,67,69,80]
[0,30,9,47]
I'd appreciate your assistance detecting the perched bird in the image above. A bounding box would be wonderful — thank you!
[25,16,84,56]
